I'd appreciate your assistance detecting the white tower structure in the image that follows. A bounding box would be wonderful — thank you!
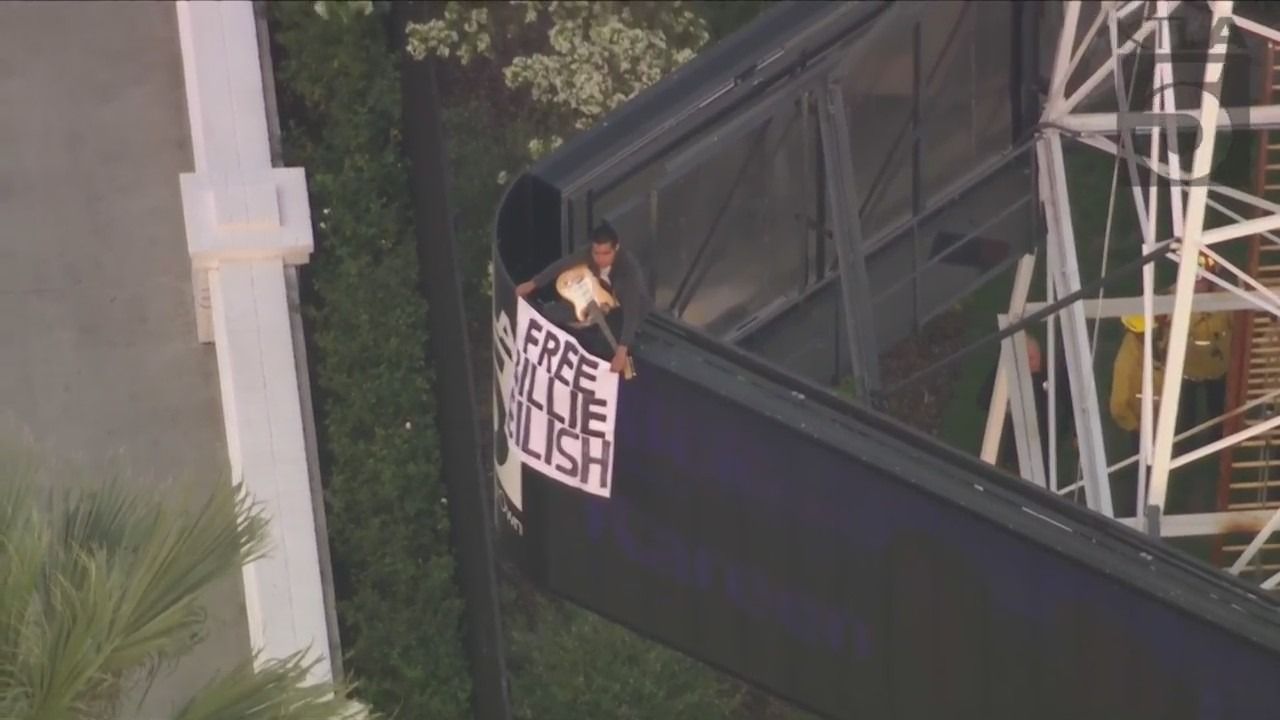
[986,1,1280,587]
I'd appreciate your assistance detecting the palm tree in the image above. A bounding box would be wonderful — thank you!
[0,454,376,720]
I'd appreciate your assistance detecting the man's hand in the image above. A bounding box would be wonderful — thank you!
[610,345,630,375]
[516,281,536,298]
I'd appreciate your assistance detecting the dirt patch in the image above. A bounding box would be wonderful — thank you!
[878,307,970,436]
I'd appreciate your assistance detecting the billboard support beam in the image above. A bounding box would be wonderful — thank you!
[1038,132,1115,516]
[395,5,514,718]
[1145,0,1235,524]
[819,82,881,397]
[982,254,1038,465]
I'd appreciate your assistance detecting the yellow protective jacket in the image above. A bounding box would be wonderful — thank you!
[1178,311,1232,381]
[1110,331,1166,433]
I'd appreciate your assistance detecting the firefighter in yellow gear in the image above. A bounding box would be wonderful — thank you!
[1110,314,1166,434]
[1156,255,1232,443]
[1110,315,1167,518]
[1176,311,1232,380]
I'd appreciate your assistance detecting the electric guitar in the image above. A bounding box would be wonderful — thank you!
[555,264,637,380]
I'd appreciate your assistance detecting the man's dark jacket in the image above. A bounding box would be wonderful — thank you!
[532,245,654,347]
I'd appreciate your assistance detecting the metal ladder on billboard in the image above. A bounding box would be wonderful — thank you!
[1218,39,1280,585]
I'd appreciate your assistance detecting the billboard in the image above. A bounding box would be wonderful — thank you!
[493,259,1280,719]
[487,1,1280,712]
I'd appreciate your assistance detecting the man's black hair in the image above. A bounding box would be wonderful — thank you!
[590,222,620,247]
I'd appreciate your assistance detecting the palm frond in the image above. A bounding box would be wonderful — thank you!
[0,451,39,539]
[0,456,275,718]
[0,500,46,720]
[1,446,356,720]
[173,650,378,720]
[92,479,269,680]
[59,473,161,564]
[20,548,121,720]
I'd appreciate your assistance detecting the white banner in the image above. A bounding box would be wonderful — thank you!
[497,296,619,498]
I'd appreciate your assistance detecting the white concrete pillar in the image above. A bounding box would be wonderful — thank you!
[175,0,333,685]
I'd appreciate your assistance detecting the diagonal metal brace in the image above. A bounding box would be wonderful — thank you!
[817,82,881,397]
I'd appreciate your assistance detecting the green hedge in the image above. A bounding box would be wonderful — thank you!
[269,6,472,718]
[505,595,743,720]
[442,99,531,312]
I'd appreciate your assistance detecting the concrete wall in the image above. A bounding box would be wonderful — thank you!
[174,0,335,687]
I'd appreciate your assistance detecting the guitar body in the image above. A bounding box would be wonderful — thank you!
[555,264,636,380]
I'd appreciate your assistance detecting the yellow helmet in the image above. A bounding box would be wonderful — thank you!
[1122,314,1146,333]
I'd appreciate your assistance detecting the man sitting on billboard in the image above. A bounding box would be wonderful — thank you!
[516,223,654,375]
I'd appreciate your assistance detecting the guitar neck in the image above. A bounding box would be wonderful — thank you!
[586,302,635,379]
[587,303,620,350]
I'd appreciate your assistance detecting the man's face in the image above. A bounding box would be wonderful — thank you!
[591,241,617,270]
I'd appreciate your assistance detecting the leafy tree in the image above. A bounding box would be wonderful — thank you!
[0,453,373,720]
[691,1,773,43]
[403,0,711,159]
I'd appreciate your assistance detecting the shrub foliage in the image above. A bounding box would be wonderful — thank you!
[270,5,472,718]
